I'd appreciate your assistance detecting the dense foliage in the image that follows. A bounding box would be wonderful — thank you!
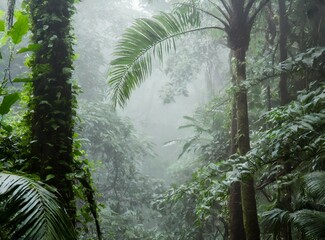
[0,0,324,239]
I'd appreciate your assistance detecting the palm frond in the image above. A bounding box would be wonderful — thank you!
[304,171,325,202]
[108,7,221,108]
[0,173,77,240]
[291,209,325,240]
[261,208,291,234]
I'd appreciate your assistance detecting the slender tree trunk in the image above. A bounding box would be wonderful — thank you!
[307,1,325,46]
[279,0,289,106]
[229,51,246,240]
[6,0,15,30]
[229,181,246,240]
[233,48,260,240]
[28,0,76,223]
[226,1,261,239]
[229,104,246,240]
[278,2,292,239]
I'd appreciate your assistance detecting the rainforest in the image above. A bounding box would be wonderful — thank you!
[0,0,324,239]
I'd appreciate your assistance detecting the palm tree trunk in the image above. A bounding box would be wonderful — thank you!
[229,51,246,240]
[227,1,260,238]
[234,48,260,240]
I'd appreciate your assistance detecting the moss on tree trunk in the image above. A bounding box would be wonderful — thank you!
[28,0,76,223]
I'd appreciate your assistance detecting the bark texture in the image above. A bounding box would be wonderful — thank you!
[29,0,76,222]
[229,54,246,240]
[278,1,292,239]
[227,2,261,238]
[279,0,289,106]
[234,48,260,240]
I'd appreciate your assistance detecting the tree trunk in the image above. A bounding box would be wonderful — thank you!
[278,2,292,239]
[28,0,76,223]
[234,48,260,240]
[229,181,246,240]
[307,0,325,46]
[229,51,246,240]
[6,0,15,30]
[278,0,289,106]
[227,1,260,239]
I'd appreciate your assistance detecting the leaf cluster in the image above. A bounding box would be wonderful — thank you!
[0,172,77,240]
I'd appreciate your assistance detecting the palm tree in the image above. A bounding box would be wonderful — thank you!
[0,172,77,240]
[262,171,325,240]
[108,1,270,239]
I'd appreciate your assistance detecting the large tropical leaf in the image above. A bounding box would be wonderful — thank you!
[261,208,291,234]
[304,171,325,202]
[0,173,77,240]
[108,5,222,108]
[261,171,325,239]
[291,209,325,240]
[262,208,325,239]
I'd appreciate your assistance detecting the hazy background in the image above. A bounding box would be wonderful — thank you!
[73,0,229,182]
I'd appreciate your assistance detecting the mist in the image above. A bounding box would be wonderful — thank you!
[1,0,324,239]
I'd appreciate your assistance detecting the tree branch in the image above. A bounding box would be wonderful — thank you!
[248,0,271,27]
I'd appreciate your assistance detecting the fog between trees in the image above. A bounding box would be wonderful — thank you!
[0,0,324,239]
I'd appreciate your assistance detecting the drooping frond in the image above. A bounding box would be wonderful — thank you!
[0,173,77,240]
[177,2,230,29]
[291,210,325,240]
[108,6,221,108]
[304,171,325,202]
[262,208,325,239]
[262,172,325,239]
[261,208,291,234]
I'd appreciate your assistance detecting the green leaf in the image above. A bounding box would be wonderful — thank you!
[12,77,33,83]
[0,20,4,32]
[1,123,13,132]
[51,123,60,130]
[45,174,55,181]
[0,92,20,115]
[0,35,8,47]
[8,11,29,44]
[17,43,41,53]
